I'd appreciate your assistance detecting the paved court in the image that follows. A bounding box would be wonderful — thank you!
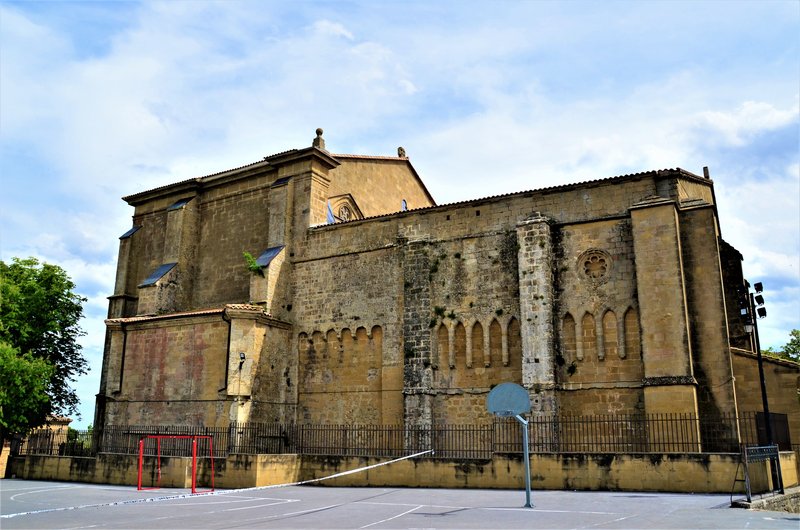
[1,479,797,529]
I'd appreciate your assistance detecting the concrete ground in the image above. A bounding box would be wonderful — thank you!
[1,479,798,529]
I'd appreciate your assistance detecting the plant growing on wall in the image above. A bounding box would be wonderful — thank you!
[567,362,577,376]
[243,251,264,277]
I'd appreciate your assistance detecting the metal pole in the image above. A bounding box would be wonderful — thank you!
[749,292,773,446]
[749,291,781,492]
[210,436,216,492]
[137,439,144,491]
[516,414,532,508]
[192,437,197,494]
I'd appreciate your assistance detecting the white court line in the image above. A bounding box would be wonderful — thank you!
[218,498,299,512]
[258,503,345,520]
[358,501,618,516]
[485,507,617,514]
[0,449,433,519]
[584,514,639,527]
[359,504,424,528]
[162,496,296,507]
[10,486,85,502]
[1,484,74,492]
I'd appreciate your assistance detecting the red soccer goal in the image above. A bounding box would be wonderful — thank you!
[137,435,215,494]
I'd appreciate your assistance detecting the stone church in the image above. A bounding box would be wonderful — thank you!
[94,129,798,444]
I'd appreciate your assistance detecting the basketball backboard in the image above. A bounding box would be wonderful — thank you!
[486,382,530,417]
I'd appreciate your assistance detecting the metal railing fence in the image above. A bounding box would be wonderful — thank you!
[98,423,495,460]
[11,411,788,460]
[11,428,94,458]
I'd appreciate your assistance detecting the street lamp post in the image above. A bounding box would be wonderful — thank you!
[742,280,781,491]
[748,288,773,447]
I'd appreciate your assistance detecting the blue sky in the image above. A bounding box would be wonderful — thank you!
[1,1,798,428]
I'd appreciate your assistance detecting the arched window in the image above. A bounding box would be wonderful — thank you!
[602,310,618,358]
[489,319,502,366]
[624,308,641,359]
[582,313,597,360]
[562,313,577,360]
[471,321,484,366]
[454,322,466,367]
[507,317,522,369]
[436,324,450,368]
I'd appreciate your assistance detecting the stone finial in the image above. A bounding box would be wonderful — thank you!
[312,128,326,150]
[397,146,406,158]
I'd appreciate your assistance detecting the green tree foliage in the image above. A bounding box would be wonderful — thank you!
[0,257,88,421]
[784,329,800,355]
[0,341,54,442]
[764,329,800,363]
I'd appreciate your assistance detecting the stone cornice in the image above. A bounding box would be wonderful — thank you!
[105,304,291,329]
[265,146,340,171]
[642,375,697,387]
[558,380,643,391]
[107,293,138,302]
[629,195,676,211]
[224,304,292,329]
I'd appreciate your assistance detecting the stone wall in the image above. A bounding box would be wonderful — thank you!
[327,156,434,216]
[250,324,296,424]
[103,313,231,426]
[9,451,797,494]
[553,217,644,415]
[679,204,739,446]
[732,350,800,446]
[291,170,722,424]
[296,326,401,424]
[195,181,273,308]
[101,306,293,428]
[292,243,405,425]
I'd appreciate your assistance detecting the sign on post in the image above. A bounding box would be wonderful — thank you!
[739,444,784,503]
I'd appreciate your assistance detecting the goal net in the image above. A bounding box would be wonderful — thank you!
[137,435,215,494]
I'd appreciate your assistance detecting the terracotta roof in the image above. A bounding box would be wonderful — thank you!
[46,415,72,424]
[106,304,274,324]
[332,153,408,161]
[122,158,272,202]
[263,149,299,160]
[313,168,707,226]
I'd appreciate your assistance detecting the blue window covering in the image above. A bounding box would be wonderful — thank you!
[139,262,178,287]
[326,201,335,224]
[256,246,285,268]
[119,225,142,239]
[166,197,193,211]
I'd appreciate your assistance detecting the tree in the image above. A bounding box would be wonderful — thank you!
[0,257,88,422]
[764,329,800,363]
[780,329,800,362]
[0,341,54,444]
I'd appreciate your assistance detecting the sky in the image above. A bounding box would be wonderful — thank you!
[1,0,798,429]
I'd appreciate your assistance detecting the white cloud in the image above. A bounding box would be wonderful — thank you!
[694,101,799,147]
[0,7,72,136]
[311,19,354,40]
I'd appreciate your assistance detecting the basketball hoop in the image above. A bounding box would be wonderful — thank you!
[486,382,533,508]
